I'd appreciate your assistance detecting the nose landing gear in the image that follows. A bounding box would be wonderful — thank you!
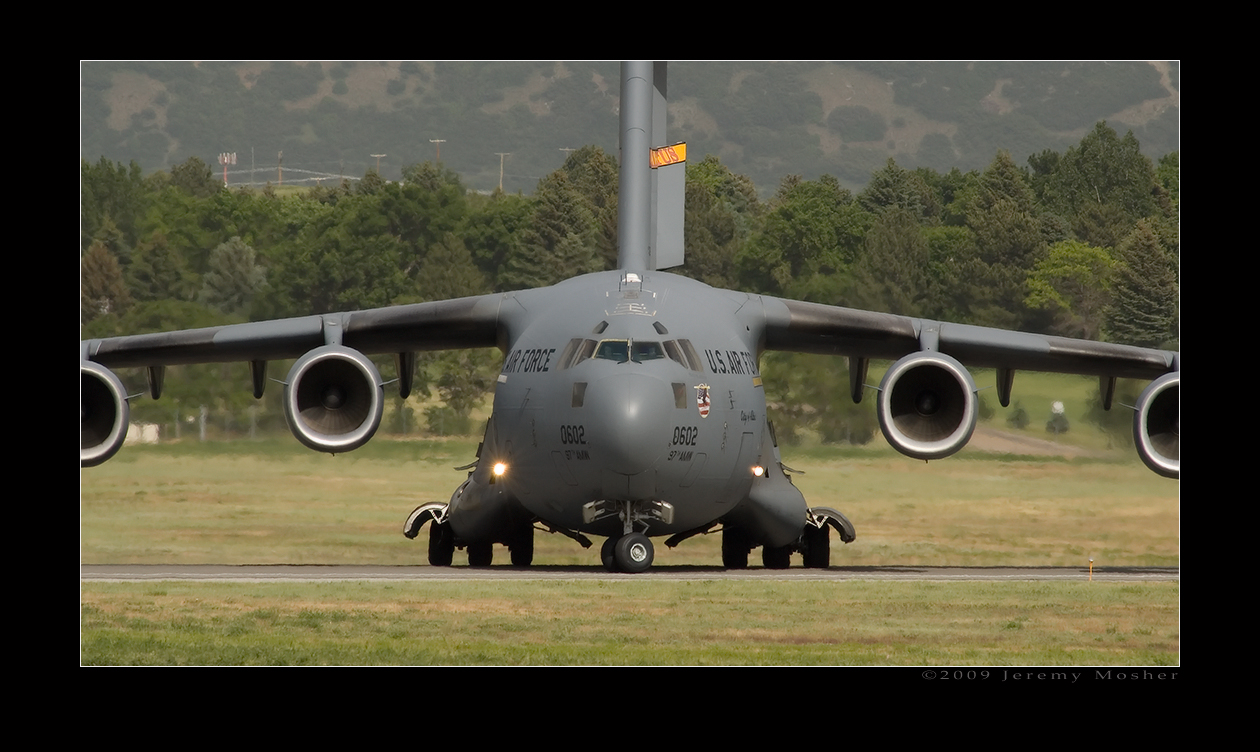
[601,532,655,573]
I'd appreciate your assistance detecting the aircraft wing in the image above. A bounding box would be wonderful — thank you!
[82,294,506,368]
[81,293,510,466]
[757,297,1179,477]
[760,298,1176,378]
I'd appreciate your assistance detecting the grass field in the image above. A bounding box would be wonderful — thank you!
[81,437,1178,568]
[80,580,1179,666]
[81,383,1179,665]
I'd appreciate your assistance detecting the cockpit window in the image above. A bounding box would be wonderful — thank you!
[632,341,665,362]
[595,340,630,363]
[664,339,704,372]
[557,338,598,369]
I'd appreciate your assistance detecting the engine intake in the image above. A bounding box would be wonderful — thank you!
[283,346,383,453]
[81,361,129,467]
[877,352,977,460]
[1134,372,1179,479]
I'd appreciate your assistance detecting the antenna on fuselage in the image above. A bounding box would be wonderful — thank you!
[617,61,684,273]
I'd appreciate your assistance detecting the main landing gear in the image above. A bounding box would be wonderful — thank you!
[721,507,855,570]
[449,522,534,568]
[403,503,536,568]
[602,532,654,573]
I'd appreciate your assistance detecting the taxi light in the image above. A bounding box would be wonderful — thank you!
[752,465,765,477]
[493,462,508,477]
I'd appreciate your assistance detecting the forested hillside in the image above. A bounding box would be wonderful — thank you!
[81,61,1179,195]
[81,116,1179,444]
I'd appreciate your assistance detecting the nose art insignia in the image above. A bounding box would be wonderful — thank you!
[695,383,711,418]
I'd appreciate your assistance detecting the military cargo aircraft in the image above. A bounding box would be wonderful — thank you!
[80,63,1179,573]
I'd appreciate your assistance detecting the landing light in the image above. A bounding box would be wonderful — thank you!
[752,465,765,477]
[493,462,508,477]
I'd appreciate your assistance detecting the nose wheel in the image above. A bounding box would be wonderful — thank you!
[602,533,654,573]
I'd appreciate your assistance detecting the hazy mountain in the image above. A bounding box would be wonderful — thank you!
[80,61,1180,195]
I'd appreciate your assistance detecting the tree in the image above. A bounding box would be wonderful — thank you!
[680,180,740,289]
[964,151,1046,329]
[1040,122,1158,247]
[859,158,938,224]
[426,349,498,436]
[169,156,223,199]
[414,233,488,302]
[199,237,267,316]
[1106,220,1178,348]
[679,156,761,289]
[463,191,532,282]
[127,233,195,302]
[403,233,496,433]
[1024,239,1117,340]
[262,224,408,318]
[760,352,875,445]
[559,145,619,268]
[81,158,146,252]
[848,206,931,316]
[499,170,600,291]
[81,241,132,325]
[737,174,869,295]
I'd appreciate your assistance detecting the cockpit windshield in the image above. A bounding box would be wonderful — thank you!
[559,337,695,369]
[593,339,666,364]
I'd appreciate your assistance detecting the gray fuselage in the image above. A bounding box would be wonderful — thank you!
[449,269,795,543]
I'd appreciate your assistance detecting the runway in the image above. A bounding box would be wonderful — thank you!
[80,564,1178,583]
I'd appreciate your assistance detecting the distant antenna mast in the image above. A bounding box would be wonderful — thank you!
[218,152,236,186]
[277,151,283,186]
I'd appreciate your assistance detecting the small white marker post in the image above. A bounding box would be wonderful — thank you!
[1089,556,1094,582]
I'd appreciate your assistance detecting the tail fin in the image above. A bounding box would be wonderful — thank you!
[617,61,685,271]
[649,63,685,271]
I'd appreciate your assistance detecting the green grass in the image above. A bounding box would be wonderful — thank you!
[81,419,1179,666]
[80,580,1179,666]
[81,436,1178,567]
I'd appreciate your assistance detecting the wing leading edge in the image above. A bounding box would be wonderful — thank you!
[757,296,1179,478]
[82,293,507,367]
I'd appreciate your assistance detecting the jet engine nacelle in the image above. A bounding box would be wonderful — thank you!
[877,352,977,461]
[81,360,129,467]
[1134,371,1179,479]
[283,345,384,454]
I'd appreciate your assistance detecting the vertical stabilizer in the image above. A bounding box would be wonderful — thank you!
[618,61,685,272]
[617,62,653,271]
[649,62,685,271]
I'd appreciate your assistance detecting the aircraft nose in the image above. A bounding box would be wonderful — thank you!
[586,372,673,475]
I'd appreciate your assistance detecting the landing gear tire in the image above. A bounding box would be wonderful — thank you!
[803,524,830,569]
[510,525,534,567]
[614,533,654,573]
[428,521,454,567]
[762,544,791,569]
[722,527,749,569]
[601,537,618,572]
[468,541,493,567]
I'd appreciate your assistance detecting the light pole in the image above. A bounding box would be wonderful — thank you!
[495,152,511,192]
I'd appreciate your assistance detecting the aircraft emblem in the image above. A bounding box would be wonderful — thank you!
[695,383,711,418]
